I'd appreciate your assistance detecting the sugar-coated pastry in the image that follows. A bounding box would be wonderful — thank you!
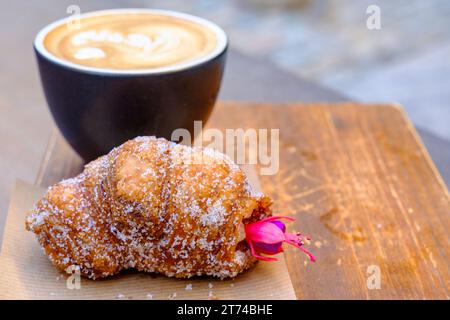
[25,136,273,279]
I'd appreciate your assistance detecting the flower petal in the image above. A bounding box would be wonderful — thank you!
[245,221,285,244]
[245,215,315,262]
[253,241,283,254]
[248,240,279,261]
[270,220,286,233]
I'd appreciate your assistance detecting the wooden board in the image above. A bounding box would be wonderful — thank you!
[35,102,450,299]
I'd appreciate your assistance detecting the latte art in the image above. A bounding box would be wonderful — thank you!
[42,12,221,70]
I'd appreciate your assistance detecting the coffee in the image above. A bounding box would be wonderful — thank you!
[35,9,227,160]
[42,11,222,70]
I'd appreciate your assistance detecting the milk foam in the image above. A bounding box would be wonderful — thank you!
[41,11,222,71]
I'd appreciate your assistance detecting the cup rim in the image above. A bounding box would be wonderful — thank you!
[34,8,228,76]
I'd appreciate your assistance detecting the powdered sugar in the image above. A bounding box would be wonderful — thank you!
[25,136,272,279]
[200,199,227,227]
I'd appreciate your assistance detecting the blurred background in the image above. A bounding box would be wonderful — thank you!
[0,0,449,218]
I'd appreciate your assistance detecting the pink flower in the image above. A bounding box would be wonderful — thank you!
[245,216,316,262]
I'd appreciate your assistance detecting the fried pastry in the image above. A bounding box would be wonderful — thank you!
[25,136,273,279]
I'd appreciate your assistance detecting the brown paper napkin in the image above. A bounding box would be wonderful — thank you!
[0,180,296,300]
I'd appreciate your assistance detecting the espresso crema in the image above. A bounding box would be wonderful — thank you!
[42,11,221,70]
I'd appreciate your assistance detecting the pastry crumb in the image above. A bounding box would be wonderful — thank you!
[168,292,177,300]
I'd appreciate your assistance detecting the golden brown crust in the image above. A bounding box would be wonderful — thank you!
[25,136,272,279]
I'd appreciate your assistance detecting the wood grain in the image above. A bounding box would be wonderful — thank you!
[35,102,450,299]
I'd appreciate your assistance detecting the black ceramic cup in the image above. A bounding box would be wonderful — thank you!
[34,9,227,161]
